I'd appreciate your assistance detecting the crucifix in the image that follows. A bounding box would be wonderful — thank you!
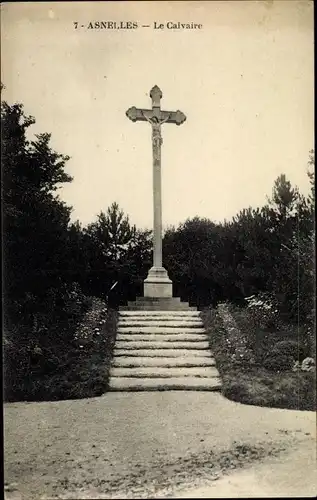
[126,85,186,297]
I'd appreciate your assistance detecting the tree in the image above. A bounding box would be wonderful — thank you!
[163,217,226,306]
[265,166,315,321]
[2,94,81,400]
[86,202,134,261]
[162,162,315,314]
[228,206,275,297]
[268,173,299,219]
[83,202,152,302]
[2,99,73,306]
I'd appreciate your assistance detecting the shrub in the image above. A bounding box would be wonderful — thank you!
[55,307,118,400]
[223,370,316,410]
[4,287,117,402]
[263,340,307,372]
[263,353,295,372]
[217,303,256,370]
[244,292,282,332]
[74,296,107,344]
[271,340,306,361]
[222,373,274,406]
[201,305,316,410]
[4,282,90,397]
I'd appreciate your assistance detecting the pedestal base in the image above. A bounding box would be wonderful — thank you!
[143,266,173,297]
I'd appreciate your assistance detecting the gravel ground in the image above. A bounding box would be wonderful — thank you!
[176,444,316,498]
[4,392,316,499]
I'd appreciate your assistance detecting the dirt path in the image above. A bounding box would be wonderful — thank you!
[4,392,316,499]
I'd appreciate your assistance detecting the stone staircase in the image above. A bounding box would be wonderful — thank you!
[109,301,222,391]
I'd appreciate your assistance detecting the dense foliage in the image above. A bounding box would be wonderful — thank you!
[2,90,315,402]
[201,304,315,410]
[164,166,315,324]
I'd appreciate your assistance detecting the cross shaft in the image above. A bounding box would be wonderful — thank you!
[126,86,186,297]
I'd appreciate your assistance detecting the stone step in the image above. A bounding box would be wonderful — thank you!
[115,340,210,349]
[114,348,212,357]
[119,315,202,321]
[119,311,200,317]
[112,356,214,367]
[131,299,185,305]
[117,321,204,333]
[111,366,219,378]
[117,326,206,334]
[118,318,203,325]
[109,377,222,391]
[120,305,197,311]
[118,321,203,329]
[116,333,208,342]
[135,297,182,303]
[128,301,191,308]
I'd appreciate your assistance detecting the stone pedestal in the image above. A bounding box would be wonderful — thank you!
[144,266,173,297]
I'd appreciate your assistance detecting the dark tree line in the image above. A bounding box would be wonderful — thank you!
[164,168,315,323]
[67,203,152,302]
[2,90,314,400]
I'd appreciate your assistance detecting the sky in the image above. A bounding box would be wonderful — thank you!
[1,1,314,230]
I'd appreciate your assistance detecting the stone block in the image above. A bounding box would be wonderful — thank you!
[143,266,173,297]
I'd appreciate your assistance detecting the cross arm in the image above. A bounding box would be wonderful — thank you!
[165,110,186,126]
[126,107,153,122]
[126,107,186,126]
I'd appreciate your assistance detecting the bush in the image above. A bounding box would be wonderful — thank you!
[263,340,307,372]
[217,303,256,370]
[263,353,295,372]
[244,293,282,332]
[222,373,274,406]
[272,340,306,360]
[201,305,316,410]
[4,288,118,402]
[53,307,118,400]
[4,282,91,401]
[222,370,316,410]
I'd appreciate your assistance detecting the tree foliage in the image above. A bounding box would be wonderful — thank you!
[163,164,315,318]
[2,100,73,310]
[2,96,82,400]
[81,202,152,302]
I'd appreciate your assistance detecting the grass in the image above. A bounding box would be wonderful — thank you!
[201,307,316,411]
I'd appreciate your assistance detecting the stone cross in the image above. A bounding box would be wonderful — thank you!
[126,86,186,297]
